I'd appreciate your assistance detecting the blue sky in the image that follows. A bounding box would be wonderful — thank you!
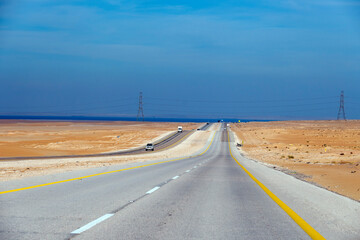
[0,0,359,120]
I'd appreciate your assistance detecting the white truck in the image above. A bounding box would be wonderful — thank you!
[178,126,183,132]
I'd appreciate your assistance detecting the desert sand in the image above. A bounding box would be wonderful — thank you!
[0,120,200,157]
[0,121,218,181]
[231,120,360,201]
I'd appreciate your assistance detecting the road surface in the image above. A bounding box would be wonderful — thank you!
[0,123,359,239]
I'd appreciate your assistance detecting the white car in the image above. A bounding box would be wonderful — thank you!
[145,143,154,151]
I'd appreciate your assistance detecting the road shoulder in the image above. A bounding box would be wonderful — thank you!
[229,130,360,240]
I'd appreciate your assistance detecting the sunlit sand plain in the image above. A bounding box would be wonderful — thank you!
[232,120,360,201]
[0,120,200,157]
[0,120,212,181]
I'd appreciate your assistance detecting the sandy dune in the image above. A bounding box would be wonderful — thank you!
[231,120,360,201]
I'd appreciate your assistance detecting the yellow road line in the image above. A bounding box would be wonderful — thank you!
[227,132,325,240]
[197,132,215,156]
[159,130,194,151]
[0,131,216,195]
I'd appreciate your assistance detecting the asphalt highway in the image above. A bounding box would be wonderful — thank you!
[0,123,328,240]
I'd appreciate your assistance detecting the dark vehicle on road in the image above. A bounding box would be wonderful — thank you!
[145,143,154,151]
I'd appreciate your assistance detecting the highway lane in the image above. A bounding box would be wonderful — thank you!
[197,122,211,131]
[0,124,321,239]
[0,127,215,239]
[76,126,310,240]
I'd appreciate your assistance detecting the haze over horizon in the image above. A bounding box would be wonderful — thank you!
[0,0,359,120]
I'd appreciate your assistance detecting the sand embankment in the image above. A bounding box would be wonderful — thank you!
[231,120,360,201]
[0,121,217,181]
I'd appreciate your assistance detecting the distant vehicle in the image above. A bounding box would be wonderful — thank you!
[145,143,154,151]
[178,126,183,132]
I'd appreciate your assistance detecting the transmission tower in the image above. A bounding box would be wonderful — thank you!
[337,90,346,120]
[137,92,144,121]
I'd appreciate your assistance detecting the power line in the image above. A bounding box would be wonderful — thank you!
[15,97,135,110]
[0,103,136,114]
[1,92,358,119]
[145,105,334,115]
[146,96,339,104]
[0,99,137,113]
[144,101,338,109]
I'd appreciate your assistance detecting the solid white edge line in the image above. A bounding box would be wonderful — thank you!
[71,213,114,235]
[146,186,160,194]
[172,176,179,180]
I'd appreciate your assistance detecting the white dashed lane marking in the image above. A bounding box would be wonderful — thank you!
[146,186,160,194]
[68,144,212,236]
[71,213,114,235]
